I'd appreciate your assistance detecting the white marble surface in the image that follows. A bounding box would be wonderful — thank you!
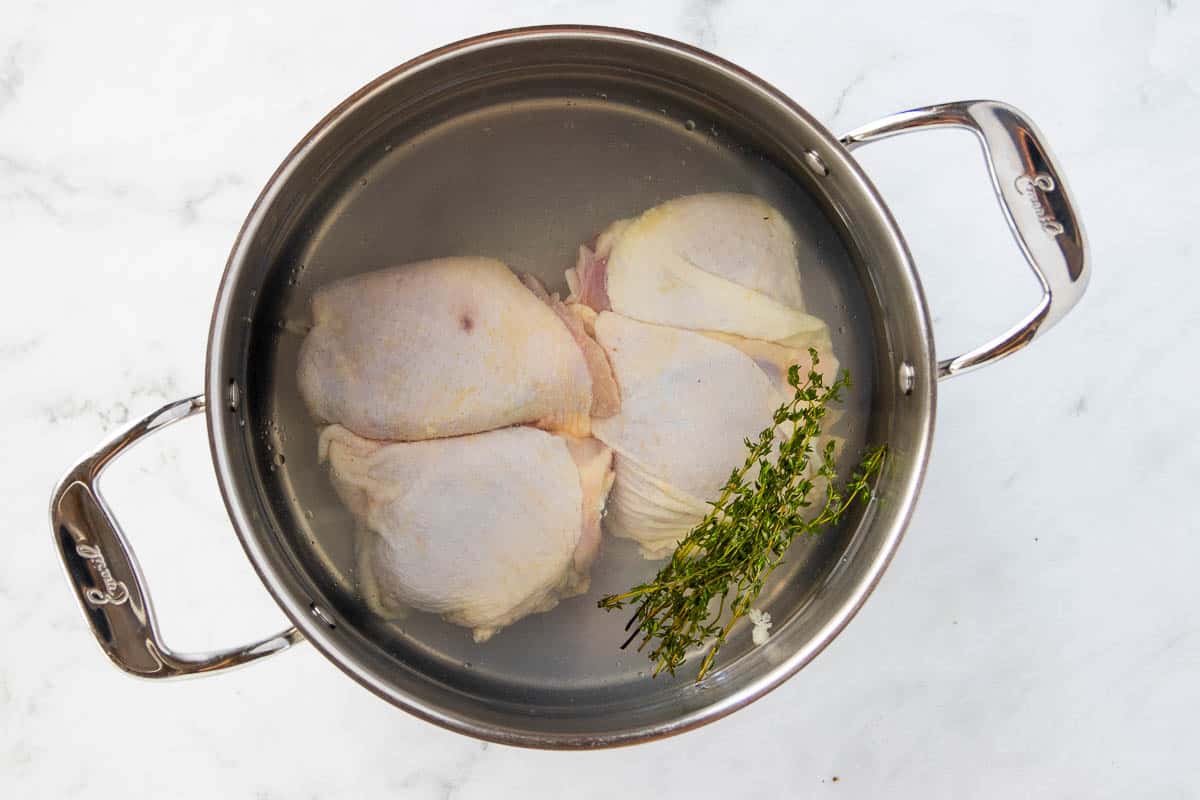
[4,0,1198,796]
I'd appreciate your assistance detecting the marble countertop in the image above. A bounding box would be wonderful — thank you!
[4,0,1197,797]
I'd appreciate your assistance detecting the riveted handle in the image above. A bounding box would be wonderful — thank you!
[50,395,303,678]
[841,100,1089,379]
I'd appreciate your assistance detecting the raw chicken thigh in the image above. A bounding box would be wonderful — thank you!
[298,257,618,441]
[320,424,614,642]
[569,193,840,558]
[590,313,837,558]
[567,193,827,345]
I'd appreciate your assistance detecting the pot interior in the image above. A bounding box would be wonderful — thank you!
[207,29,933,746]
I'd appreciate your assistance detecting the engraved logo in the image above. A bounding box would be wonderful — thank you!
[76,543,130,606]
[1014,173,1065,236]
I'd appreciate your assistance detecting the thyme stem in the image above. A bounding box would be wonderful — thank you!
[598,349,887,682]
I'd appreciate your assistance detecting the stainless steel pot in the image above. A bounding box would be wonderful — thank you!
[50,26,1088,748]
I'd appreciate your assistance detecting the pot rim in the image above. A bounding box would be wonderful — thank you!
[204,24,936,748]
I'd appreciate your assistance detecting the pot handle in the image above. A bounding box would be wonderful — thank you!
[50,394,303,678]
[840,100,1089,379]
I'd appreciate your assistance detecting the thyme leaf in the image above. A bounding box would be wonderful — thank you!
[598,348,886,681]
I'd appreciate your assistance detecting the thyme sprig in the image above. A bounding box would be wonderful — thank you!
[598,349,886,681]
